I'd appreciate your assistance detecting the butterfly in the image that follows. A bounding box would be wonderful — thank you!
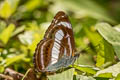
[33,11,79,74]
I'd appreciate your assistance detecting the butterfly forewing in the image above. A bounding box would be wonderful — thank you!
[44,11,75,56]
[33,11,76,73]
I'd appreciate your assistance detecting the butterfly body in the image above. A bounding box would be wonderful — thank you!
[33,11,79,74]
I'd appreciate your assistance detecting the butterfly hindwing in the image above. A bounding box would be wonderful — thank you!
[34,39,54,72]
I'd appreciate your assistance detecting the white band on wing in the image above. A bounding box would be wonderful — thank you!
[57,22,72,29]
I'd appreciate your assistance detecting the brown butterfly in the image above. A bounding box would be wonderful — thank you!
[33,11,79,74]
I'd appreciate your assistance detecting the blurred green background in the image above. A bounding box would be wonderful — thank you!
[0,0,120,80]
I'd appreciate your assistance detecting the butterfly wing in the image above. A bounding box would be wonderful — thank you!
[44,11,76,57]
[33,11,76,73]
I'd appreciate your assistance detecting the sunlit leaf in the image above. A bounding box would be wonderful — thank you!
[96,73,113,78]
[0,21,6,33]
[0,66,4,73]
[96,46,105,67]
[114,24,120,32]
[12,25,25,37]
[7,0,19,13]
[28,33,42,53]
[0,0,19,19]
[96,23,120,59]
[5,54,25,67]
[115,73,120,80]
[96,39,114,67]
[0,24,15,44]
[48,68,74,80]
[0,1,12,19]
[73,65,99,75]
[25,0,42,11]
[18,31,33,45]
[95,62,120,77]
[28,22,49,52]
[84,26,102,47]
[76,75,96,80]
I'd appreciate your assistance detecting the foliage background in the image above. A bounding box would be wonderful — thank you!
[0,0,120,80]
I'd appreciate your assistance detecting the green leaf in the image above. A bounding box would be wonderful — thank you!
[95,62,120,78]
[51,0,116,24]
[114,24,120,32]
[115,73,120,80]
[0,0,19,19]
[0,66,4,73]
[95,77,110,80]
[48,68,74,80]
[96,23,120,44]
[104,40,114,62]
[76,75,96,80]
[84,26,102,46]
[112,44,120,60]
[18,31,33,45]
[96,23,120,59]
[0,1,12,19]
[11,25,25,37]
[28,33,42,53]
[25,0,42,11]
[5,54,25,67]
[75,53,95,66]
[96,39,114,67]
[96,73,113,78]
[73,65,99,75]
[0,24,15,44]
[96,48,105,67]
[0,20,6,33]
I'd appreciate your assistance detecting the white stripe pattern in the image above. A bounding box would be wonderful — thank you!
[51,30,64,64]
[57,22,72,29]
